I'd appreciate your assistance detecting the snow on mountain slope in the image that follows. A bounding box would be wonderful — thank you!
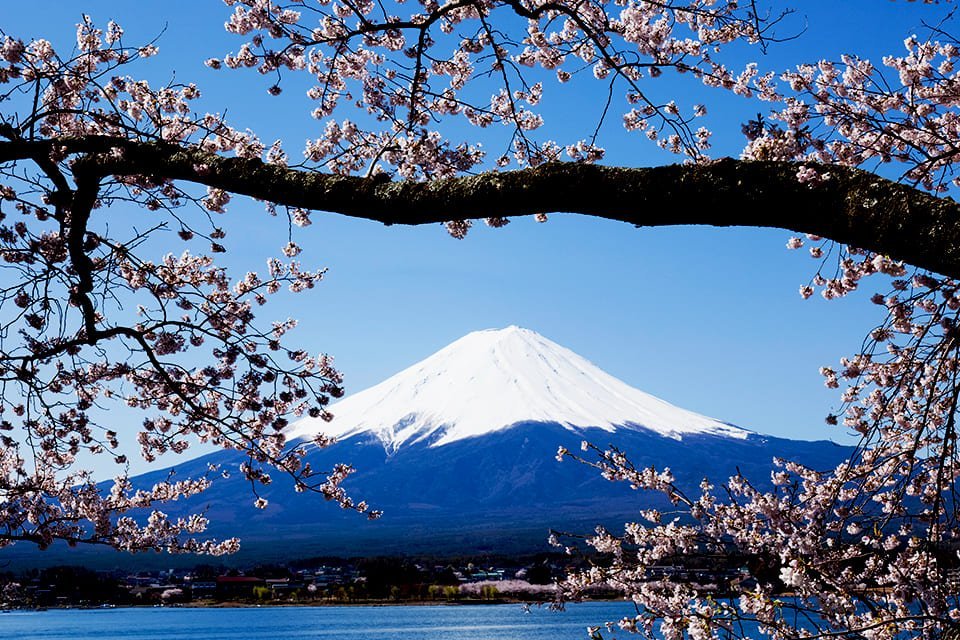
[287,326,750,451]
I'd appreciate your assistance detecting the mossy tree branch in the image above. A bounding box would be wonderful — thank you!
[4,138,959,278]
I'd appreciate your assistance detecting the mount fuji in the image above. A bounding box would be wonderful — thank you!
[4,327,851,567]
[285,325,749,450]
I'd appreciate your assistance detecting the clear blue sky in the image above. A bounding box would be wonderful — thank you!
[3,1,950,474]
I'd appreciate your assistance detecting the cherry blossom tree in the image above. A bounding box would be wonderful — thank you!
[2,0,960,637]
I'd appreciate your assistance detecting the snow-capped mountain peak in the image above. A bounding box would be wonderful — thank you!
[287,326,750,450]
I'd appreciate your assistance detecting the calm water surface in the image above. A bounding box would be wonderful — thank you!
[0,601,636,640]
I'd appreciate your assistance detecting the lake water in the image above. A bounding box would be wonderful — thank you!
[0,601,636,640]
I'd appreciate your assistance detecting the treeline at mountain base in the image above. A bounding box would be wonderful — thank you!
[8,545,948,609]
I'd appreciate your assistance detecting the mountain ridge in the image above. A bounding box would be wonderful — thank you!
[0,326,850,568]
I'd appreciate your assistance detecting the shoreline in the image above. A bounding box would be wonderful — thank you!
[3,597,615,612]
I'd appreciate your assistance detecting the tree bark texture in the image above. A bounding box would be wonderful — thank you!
[4,138,959,279]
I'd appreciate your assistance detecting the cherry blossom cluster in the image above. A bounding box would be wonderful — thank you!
[741,34,960,191]
[557,437,959,639]
[0,17,378,555]
[559,244,960,637]
[211,0,781,190]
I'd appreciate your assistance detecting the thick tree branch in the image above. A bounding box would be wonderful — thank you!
[6,138,960,278]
